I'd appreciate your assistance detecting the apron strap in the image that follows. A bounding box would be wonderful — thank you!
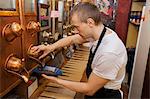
[86,26,106,78]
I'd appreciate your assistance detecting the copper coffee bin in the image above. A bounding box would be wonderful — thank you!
[0,0,40,97]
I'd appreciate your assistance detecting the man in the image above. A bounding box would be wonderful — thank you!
[31,2,127,98]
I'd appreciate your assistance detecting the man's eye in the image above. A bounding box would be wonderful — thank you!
[71,25,76,29]
[71,27,75,31]
[72,25,76,28]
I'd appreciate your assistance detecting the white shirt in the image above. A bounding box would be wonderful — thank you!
[90,27,127,90]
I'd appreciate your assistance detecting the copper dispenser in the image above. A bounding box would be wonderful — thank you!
[4,54,29,83]
[26,21,40,32]
[2,22,22,42]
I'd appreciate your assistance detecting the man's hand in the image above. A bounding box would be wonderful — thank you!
[42,74,58,83]
[31,44,54,59]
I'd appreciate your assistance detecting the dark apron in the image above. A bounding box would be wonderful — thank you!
[85,27,121,99]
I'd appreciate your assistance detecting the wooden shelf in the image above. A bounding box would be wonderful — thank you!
[131,2,145,11]
[38,2,51,44]
[39,3,50,8]
[40,16,49,20]
[130,21,140,26]
[40,26,50,31]
[126,0,145,48]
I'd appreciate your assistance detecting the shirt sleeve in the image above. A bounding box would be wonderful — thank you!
[92,52,121,80]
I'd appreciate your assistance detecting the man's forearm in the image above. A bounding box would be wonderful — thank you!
[42,74,91,94]
[57,78,90,94]
[48,36,73,51]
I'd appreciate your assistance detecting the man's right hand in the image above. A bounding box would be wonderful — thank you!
[31,44,54,59]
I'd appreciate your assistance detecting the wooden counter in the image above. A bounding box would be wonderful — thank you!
[30,46,89,99]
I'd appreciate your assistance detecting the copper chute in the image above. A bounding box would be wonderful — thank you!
[2,22,22,42]
[4,54,29,83]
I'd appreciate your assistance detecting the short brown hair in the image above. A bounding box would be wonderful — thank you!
[70,2,102,25]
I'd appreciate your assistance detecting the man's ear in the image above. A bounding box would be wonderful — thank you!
[87,18,95,27]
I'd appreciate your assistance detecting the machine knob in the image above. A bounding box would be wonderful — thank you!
[11,22,22,33]
[26,21,40,32]
[27,44,39,57]
[2,22,22,42]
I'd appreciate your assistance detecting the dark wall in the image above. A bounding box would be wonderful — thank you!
[141,49,150,98]
[115,0,132,44]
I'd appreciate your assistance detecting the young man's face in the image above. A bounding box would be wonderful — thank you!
[71,14,91,39]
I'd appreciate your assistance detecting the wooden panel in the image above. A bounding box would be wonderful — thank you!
[44,84,76,97]
[0,0,19,16]
[22,16,38,71]
[39,82,75,99]
[39,91,73,99]
[0,17,22,97]
[0,0,38,97]
[126,23,138,48]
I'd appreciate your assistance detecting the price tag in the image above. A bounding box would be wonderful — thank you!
[50,11,59,18]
